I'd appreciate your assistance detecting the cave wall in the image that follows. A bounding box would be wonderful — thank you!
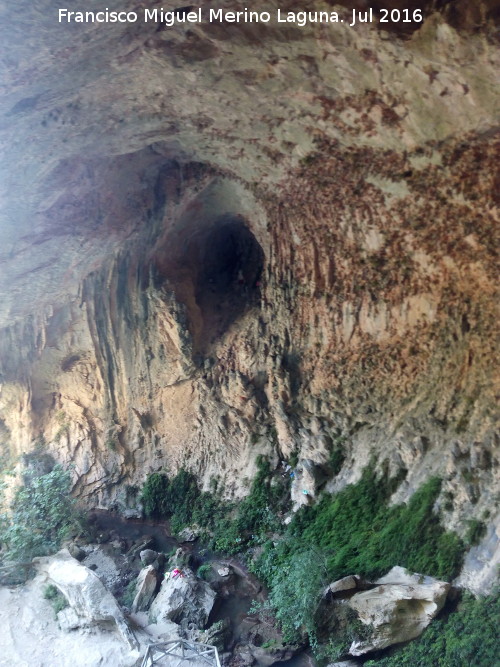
[0,1,499,593]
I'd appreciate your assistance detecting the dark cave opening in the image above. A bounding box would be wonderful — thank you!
[194,217,264,346]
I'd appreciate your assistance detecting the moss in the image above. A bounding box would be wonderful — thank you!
[197,563,213,580]
[120,579,137,608]
[328,445,345,476]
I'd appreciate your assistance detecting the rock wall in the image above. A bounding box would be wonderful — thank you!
[0,1,499,591]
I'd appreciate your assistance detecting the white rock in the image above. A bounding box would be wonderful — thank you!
[34,549,139,650]
[347,566,450,655]
[327,575,359,596]
[132,565,160,612]
[149,569,216,630]
[57,607,82,632]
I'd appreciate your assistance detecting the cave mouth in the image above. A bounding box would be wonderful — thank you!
[194,216,264,347]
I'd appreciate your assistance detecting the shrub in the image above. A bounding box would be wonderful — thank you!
[43,584,68,618]
[0,464,83,563]
[197,563,213,580]
[140,457,290,549]
[266,546,329,643]
[140,472,170,518]
[287,470,463,582]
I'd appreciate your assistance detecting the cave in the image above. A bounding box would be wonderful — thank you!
[193,216,264,347]
[0,1,499,663]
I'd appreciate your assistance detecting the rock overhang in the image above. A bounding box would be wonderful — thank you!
[1,1,499,328]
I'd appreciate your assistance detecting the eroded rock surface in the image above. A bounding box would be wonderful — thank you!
[34,548,139,650]
[0,573,140,667]
[132,564,161,613]
[0,0,498,593]
[347,566,450,655]
[149,569,217,633]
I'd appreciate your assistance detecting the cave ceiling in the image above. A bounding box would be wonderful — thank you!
[0,0,499,329]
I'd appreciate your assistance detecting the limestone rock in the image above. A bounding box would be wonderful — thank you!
[178,526,200,542]
[0,0,498,604]
[139,549,159,566]
[34,549,139,650]
[200,618,232,652]
[325,575,360,597]
[131,565,161,613]
[291,459,328,508]
[57,607,81,632]
[347,566,450,655]
[149,569,216,630]
[67,543,86,562]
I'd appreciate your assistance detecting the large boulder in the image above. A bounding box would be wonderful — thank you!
[131,565,161,612]
[34,549,139,650]
[149,569,217,631]
[346,566,450,655]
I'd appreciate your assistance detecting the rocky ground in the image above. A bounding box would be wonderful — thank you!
[0,575,138,667]
[0,518,458,667]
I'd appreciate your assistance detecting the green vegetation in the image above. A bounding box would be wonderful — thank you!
[365,592,500,667]
[197,563,213,580]
[43,584,68,617]
[464,519,486,547]
[120,578,137,608]
[286,471,463,581]
[261,546,329,643]
[328,445,345,476]
[140,457,291,550]
[0,464,83,563]
[251,467,464,656]
[140,461,468,661]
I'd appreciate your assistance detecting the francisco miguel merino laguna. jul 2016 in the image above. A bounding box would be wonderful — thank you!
[57,7,425,27]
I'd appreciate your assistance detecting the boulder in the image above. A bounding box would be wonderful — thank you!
[126,538,155,560]
[205,562,237,597]
[149,569,216,630]
[347,566,450,656]
[178,526,200,542]
[57,606,81,632]
[140,549,159,566]
[238,617,300,667]
[131,565,161,612]
[325,575,360,597]
[34,549,139,650]
[200,618,232,651]
[67,543,86,562]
